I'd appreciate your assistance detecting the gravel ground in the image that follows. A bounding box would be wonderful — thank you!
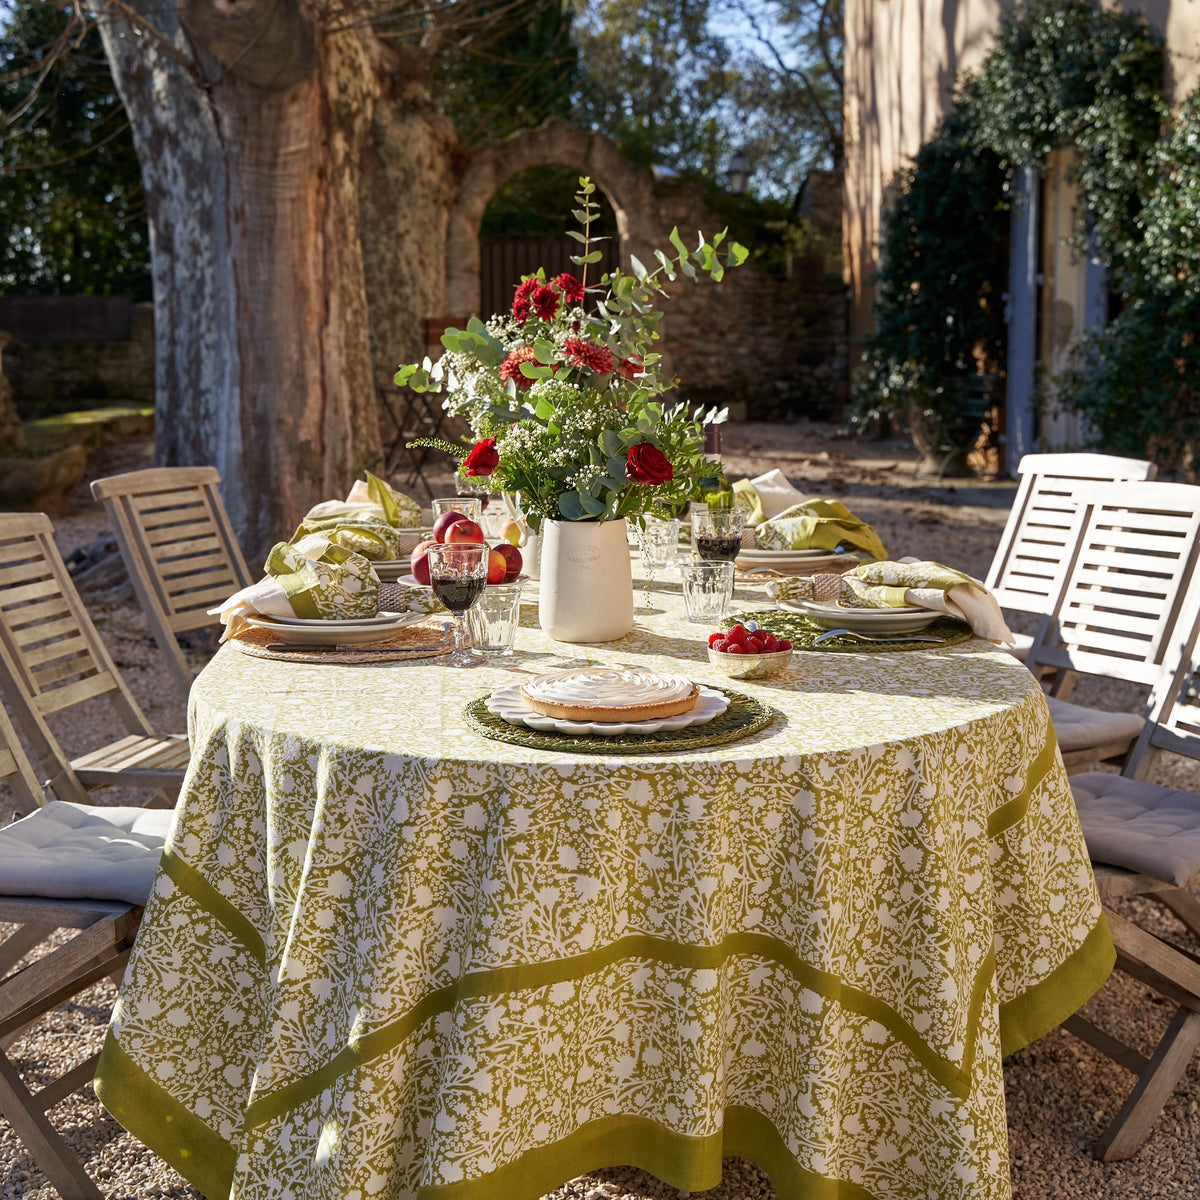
[2,422,1199,1200]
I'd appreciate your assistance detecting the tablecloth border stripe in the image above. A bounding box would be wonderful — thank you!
[161,846,267,967]
[244,930,987,1132]
[413,1106,881,1200]
[987,706,1059,839]
[998,913,1115,1057]
[94,1030,237,1200]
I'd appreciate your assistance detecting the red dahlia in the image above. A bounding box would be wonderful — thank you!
[531,284,560,321]
[562,336,615,375]
[498,346,538,389]
[615,356,643,380]
[555,273,585,303]
[511,277,539,322]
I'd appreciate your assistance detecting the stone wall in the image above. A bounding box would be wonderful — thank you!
[649,178,848,422]
[3,301,155,415]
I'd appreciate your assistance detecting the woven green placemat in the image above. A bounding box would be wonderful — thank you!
[730,610,974,652]
[464,686,777,755]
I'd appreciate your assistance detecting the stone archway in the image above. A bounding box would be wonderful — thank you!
[445,120,659,316]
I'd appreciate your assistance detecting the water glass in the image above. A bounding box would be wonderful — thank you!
[680,560,735,625]
[432,496,482,523]
[467,582,523,656]
[639,518,680,571]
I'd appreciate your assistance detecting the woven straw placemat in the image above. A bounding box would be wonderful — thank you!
[463,686,777,755]
[731,610,973,652]
[230,620,453,664]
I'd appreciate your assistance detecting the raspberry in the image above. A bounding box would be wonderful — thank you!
[725,643,746,654]
[708,632,725,647]
[711,637,728,651]
[777,638,791,651]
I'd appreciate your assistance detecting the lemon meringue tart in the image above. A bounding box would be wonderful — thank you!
[520,667,700,723]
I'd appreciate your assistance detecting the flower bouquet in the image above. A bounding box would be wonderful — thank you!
[394,178,747,534]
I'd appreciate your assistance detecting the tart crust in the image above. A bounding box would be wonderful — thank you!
[520,668,700,723]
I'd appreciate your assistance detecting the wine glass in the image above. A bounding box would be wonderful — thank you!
[426,543,489,667]
[693,507,745,562]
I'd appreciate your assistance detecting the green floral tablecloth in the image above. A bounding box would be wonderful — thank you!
[95,574,1113,1200]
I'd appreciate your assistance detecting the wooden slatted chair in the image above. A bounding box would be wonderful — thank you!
[0,513,189,806]
[90,467,252,705]
[1063,563,1200,1159]
[0,704,173,1199]
[985,452,1157,662]
[1024,480,1200,774]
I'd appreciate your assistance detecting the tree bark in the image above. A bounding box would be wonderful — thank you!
[99,1,384,561]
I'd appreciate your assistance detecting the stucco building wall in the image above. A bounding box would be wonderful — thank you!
[843,0,1200,356]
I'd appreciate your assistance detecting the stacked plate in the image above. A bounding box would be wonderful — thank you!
[736,547,855,575]
[245,611,426,645]
[778,598,941,634]
[485,683,730,736]
[371,560,410,581]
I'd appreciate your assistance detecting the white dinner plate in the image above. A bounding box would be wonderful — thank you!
[738,547,839,562]
[779,600,943,634]
[246,612,427,645]
[264,611,407,627]
[485,683,730,736]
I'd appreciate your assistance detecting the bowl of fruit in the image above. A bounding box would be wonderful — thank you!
[706,621,793,679]
[407,509,524,588]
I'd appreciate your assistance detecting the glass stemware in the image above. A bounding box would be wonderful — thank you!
[426,542,489,667]
[693,507,745,562]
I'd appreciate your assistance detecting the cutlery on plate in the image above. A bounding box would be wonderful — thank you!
[811,628,947,646]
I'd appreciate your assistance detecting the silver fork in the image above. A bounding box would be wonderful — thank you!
[811,628,947,646]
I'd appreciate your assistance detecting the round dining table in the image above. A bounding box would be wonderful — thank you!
[95,574,1114,1200]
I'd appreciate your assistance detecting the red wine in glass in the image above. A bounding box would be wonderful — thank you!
[431,575,486,613]
[695,534,741,562]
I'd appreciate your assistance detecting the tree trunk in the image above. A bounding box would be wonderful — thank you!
[99,3,384,562]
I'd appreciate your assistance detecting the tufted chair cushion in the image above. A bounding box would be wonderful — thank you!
[1046,697,1145,752]
[0,801,172,905]
[1072,772,1200,887]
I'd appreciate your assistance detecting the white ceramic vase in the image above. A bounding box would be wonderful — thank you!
[538,518,634,642]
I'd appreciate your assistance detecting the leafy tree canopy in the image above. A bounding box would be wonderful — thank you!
[0,0,149,298]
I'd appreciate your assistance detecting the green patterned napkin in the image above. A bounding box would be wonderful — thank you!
[767,558,1014,644]
[303,471,422,529]
[211,533,380,640]
[754,499,888,559]
[288,513,402,561]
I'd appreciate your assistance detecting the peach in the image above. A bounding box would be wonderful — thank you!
[486,547,508,584]
[499,518,522,546]
[444,518,484,545]
[408,538,437,586]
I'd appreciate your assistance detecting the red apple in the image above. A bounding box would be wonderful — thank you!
[486,547,507,584]
[445,518,484,545]
[408,538,437,585]
[432,510,469,543]
[495,542,523,582]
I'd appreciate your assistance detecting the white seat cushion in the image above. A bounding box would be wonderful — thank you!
[1072,772,1200,887]
[1046,696,1145,752]
[0,801,172,905]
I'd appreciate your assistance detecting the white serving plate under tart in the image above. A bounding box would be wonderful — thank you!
[245,612,426,645]
[779,599,941,634]
[485,682,730,736]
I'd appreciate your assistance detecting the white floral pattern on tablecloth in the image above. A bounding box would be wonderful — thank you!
[97,575,1112,1200]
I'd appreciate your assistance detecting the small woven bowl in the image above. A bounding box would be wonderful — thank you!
[706,645,793,680]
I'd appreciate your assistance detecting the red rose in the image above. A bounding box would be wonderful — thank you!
[555,272,585,303]
[498,346,538,390]
[562,336,615,375]
[531,284,560,321]
[626,443,673,485]
[512,277,539,322]
[462,437,499,477]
